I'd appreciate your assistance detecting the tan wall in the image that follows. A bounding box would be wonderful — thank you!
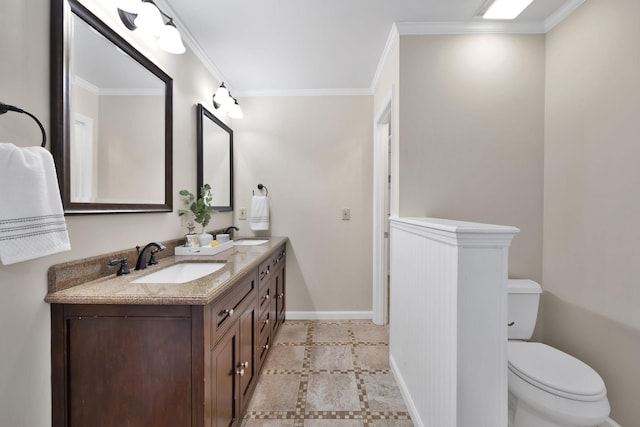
[0,0,231,425]
[543,0,640,424]
[233,96,374,312]
[398,34,545,283]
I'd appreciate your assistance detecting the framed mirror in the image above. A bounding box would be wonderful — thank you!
[197,104,233,212]
[51,0,173,214]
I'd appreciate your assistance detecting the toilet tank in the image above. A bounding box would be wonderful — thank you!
[507,279,542,340]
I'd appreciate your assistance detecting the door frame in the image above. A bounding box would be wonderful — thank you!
[372,89,394,325]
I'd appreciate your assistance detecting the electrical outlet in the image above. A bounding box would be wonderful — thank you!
[342,208,351,221]
[239,208,247,220]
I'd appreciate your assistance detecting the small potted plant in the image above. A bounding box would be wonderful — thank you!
[178,184,216,246]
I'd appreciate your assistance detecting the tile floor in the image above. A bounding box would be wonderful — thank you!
[242,320,413,427]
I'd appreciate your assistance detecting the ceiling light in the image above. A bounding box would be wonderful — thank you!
[213,83,243,119]
[213,83,231,107]
[228,99,244,119]
[134,1,165,36]
[157,20,185,54]
[482,0,535,20]
[117,0,186,54]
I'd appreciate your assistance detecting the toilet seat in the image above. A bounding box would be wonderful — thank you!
[508,341,606,402]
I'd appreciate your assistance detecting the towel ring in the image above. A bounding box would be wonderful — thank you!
[257,183,269,197]
[0,102,47,148]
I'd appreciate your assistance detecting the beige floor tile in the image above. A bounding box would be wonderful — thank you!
[350,323,389,344]
[263,345,306,371]
[305,372,361,412]
[363,373,408,412]
[304,420,364,427]
[354,345,389,371]
[371,420,413,427]
[247,374,301,412]
[275,324,309,343]
[309,345,353,371]
[312,324,351,343]
[242,420,295,427]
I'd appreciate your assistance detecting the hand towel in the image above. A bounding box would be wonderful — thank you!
[250,195,269,231]
[0,143,71,265]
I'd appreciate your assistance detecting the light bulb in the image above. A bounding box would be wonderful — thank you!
[134,1,164,36]
[157,22,185,54]
[229,100,243,119]
[213,83,231,106]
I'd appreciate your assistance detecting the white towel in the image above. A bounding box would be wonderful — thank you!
[250,195,270,231]
[0,143,71,265]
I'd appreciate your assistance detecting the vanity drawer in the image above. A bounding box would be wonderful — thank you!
[258,259,271,287]
[211,272,256,346]
[257,305,271,340]
[257,330,271,370]
[258,281,271,313]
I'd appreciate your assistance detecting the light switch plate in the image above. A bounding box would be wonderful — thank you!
[342,208,351,220]
[239,208,247,220]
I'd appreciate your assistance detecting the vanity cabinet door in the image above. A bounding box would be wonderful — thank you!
[210,322,240,427]
[238,302,256,412]
[51,305,196,427]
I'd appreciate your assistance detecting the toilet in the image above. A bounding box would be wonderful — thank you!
[507,279,611,427]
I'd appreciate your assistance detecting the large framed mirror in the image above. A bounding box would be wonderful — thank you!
[197,104,233,212]
[51,0,173,214]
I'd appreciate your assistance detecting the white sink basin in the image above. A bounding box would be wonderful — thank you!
[234,239,269,246]
[131,262,225,284]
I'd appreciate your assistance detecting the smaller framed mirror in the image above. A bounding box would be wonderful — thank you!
[197,104,233,212]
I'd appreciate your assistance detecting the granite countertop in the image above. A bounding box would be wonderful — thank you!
[45,237,288,306]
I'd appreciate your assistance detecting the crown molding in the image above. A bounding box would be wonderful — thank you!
[234,88,372,98]
[544,0,587,32]
[395,20,545,35]
[369,23,400,94]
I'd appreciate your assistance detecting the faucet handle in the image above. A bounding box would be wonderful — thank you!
[149,249,160,265]
[108,258,130,276]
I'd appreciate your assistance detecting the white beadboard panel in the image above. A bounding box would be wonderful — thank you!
[389,217,518,427]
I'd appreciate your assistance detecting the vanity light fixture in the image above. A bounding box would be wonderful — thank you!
[213,83,243,119]
[481,0,535,20]
[117,0,186,54]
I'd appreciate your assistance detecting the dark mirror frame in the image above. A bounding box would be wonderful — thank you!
[197,104,233,212]
[50,0,173,214]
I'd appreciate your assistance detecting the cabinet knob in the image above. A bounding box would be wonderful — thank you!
[264,319,269,325]
[222,308,234,317]
[263,344,269,350]
[240,361,249,368]
[263,293,270,301]
[277,293,284,299]
[236,368,245,377]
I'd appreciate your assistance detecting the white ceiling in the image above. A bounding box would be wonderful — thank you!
[161,0,578,95]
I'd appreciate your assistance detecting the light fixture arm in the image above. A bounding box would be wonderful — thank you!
[118,0,175,31]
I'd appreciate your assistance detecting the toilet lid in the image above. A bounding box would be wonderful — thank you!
[508,341,606,401]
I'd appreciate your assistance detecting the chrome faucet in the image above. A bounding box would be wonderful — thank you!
[135,242,166,270]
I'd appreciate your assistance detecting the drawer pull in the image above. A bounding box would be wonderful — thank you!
[264,319,269,325]
[263,344,269,350]
[263,293,270,301]
[221,308,234,317]
[277,293,284,299]
[240,361,249,368]
[236,368,245,377]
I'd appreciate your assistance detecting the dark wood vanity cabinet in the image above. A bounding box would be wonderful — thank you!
[51,244,286,427]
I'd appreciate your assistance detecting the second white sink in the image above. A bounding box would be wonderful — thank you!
[132,262,225,284]
[234,239,269,246]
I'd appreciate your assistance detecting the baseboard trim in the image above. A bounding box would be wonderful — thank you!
[390,353,424,427]
[286,311,372,320]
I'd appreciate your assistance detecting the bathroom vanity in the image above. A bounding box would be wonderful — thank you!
[46,237,287,427]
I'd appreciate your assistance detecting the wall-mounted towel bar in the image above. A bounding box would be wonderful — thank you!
[0,102,47,148]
